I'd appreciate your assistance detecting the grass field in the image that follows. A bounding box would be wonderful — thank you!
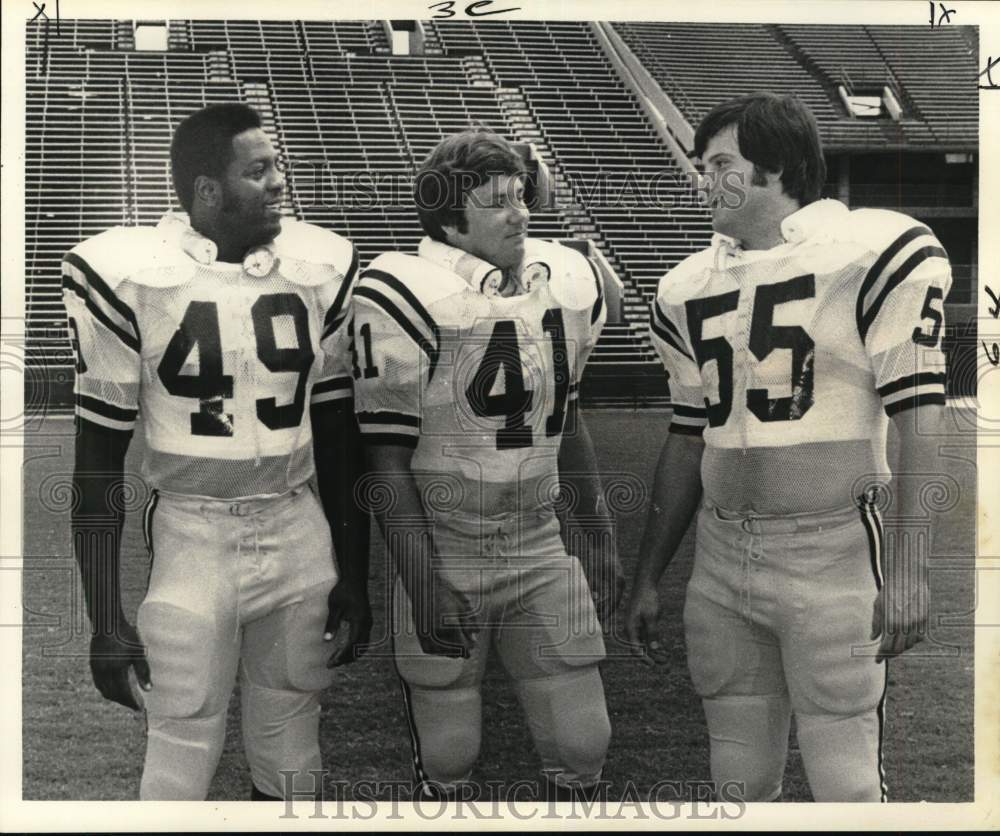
[20,409,976,802]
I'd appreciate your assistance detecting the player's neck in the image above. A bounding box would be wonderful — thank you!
[188,211,247,263]
[738,198,801,252]
[212,241,249,264]
[739,228,786,251]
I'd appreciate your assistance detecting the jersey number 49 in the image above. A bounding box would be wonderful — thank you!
[157,294,314,436]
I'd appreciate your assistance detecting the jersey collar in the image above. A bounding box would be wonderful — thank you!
[157,211,278,275]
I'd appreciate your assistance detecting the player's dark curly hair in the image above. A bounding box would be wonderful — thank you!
[170,103,262,213]
[414,128,527,242]
[693,93,826,205]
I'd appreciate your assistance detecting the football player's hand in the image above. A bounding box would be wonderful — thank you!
[325,580,373,668]
[89,620,151,711]
[870,578,929,663]
[412,580,478,659]
[624,583,667,667]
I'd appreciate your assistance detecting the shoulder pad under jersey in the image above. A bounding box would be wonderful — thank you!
[655,246,715,308]
[273,220,358,287]
[66,226,196,290]
[846,207,939,254]
[526,239,600,311]
[359,251,468,309]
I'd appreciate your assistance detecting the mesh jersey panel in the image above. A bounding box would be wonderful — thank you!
[353,242,605,517]
[651,203,951,515]
[63,222,355,499]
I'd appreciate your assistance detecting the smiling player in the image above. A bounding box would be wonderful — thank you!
[352,129,622,799]
[63,102,371,800]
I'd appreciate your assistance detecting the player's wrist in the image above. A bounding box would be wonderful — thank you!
[631,564,662,591]
[88,611,132,641]
[331,576,370,599]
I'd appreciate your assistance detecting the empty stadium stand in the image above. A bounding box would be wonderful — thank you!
[613,22,977,151]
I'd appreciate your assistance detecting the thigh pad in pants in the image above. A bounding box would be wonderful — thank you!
[778,520,884,716]
[243,591,336,693]
[392,576,485,689]
[496,557,606,681]
[683,586,785,698]
[138,601,235,718]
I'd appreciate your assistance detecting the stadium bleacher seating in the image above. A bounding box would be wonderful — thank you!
[613,22,977,151]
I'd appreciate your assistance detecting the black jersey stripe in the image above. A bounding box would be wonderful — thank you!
[323,244,360,336]
[360,268,439,348]
[312,376,353,396]
[876,371,947,398]
[858,225,932,306]
[650,302,693,361]
[860,246,948,342]
[322,312,348,341]
[357,410,420,428]
[62,252,140,329]
[855,224,936,340]
[63,252,142,352]
[671,403,708,419]
[76,393,138,423]
[884,391,946,416]
[62,275,141,354]
[353,285,440,381]
[61,272,141,355]
[585,256,605,325]
[653,298,686,342]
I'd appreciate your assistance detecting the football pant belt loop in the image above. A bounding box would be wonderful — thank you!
[710,501,865,532]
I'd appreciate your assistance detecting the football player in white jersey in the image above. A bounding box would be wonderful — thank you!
[352,129,622,799]
[625,93,951,802]
[63,103,371,800]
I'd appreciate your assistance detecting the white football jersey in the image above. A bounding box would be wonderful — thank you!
[62,212,358,499]
[650,199,952,515]
[352,237,606,517]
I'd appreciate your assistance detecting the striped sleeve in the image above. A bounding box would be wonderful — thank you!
[61,249,141,432]
[352,268,440,381]
[587,256,606,328]
[351,268,440,448]
[650,296,708,436]
[312,244,359,405]
[856,223,952,416]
